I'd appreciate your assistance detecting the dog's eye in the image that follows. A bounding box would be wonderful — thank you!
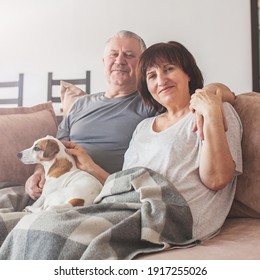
[33,146,42,152]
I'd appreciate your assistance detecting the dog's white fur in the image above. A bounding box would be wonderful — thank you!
[18,135,102,212]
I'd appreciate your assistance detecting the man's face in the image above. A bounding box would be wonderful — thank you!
[103,37,143,89]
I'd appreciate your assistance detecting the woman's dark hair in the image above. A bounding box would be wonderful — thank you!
[136,41,204,112]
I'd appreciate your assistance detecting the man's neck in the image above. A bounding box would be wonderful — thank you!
[105,85,137,99]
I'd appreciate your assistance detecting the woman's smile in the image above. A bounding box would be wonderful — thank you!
[158,85,175,95]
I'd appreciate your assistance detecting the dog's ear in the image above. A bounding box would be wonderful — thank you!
[43,139,60,159]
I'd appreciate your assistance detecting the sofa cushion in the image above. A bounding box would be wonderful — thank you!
[229,92,260,218]
[0,102,58,185]
[136,218,260,259]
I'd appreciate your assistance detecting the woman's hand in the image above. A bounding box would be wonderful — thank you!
[62,141,110,185]
[190,89,227,140]
[62,141,94,172]
[190,89,223,116]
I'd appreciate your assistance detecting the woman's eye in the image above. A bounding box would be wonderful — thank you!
[147,73,156,80]
[165,66,174,72]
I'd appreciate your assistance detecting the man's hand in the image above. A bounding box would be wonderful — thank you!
[60,81,87,115]
[25,167,45,200]
[203,83,235,105]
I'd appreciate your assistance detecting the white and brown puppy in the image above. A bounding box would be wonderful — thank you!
[17,135,102,212]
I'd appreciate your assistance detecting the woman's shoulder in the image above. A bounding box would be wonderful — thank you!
[222,102,243,136]
[223,102,241,122]
[134,116,155,133]
[138,116,155,126]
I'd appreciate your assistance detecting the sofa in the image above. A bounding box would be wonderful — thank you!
[0,93,260,259]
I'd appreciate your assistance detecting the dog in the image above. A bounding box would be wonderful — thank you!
[17,135,102,212]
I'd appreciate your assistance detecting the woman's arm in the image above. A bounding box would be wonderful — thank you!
[63,141,110,185]
[190,89,235,190]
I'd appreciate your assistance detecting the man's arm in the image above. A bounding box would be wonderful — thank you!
[25,164,45,199]
[203,83,235,104]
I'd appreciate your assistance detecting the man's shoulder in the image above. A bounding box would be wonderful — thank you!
[82,91,105,101]
[74,92,105,105]
[128,92,157,117]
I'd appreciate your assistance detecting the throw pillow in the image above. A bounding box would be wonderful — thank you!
[0,102,58,185]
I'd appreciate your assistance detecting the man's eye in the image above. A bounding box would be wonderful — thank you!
[125,53,134,58]
[33,146,41,152]
[110,53,118,57]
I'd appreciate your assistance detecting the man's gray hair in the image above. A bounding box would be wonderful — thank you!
[105,30,146,52]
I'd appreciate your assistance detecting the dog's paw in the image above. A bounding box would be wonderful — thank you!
[23,206,42,213]
[23,206,33,212]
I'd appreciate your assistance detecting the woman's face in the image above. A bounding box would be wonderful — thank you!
[146,62,191,108]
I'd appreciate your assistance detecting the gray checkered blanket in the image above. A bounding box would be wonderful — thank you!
[0,167,195,260]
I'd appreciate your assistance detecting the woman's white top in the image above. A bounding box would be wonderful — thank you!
[123,103,243,240]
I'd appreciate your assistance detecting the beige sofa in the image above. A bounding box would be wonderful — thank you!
[0,93,260,260]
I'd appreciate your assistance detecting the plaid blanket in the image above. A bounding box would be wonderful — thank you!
[0,167,195,260]
[0,182,33,246]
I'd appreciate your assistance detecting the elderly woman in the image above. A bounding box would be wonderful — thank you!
[123,41,243,240]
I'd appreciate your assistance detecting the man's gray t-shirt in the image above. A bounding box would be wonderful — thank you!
[57,92,155,174]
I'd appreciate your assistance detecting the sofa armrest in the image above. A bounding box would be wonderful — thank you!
[229,92,260,218]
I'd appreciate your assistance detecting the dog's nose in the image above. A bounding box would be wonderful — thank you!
[17,152,23,159]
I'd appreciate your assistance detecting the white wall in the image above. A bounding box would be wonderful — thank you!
[0,0,252,107]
